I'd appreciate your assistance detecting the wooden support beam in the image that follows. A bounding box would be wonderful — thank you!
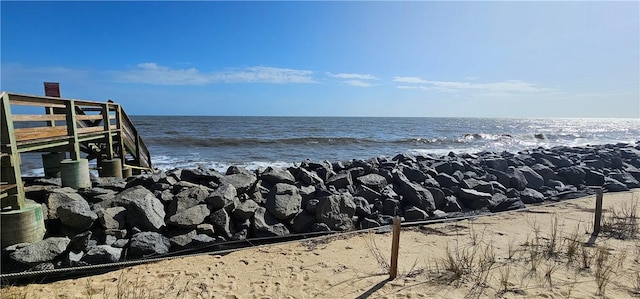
[65,100,81,160]
[103,103,114,159]
[389,216,401,280]
[1,93,25,210]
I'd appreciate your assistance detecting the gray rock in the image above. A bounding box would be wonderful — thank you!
[506,167,528,191]
[518,166,544,190]
[531,164,557,184]
[491,197,526,212]
[168,230,216,250]
[356,174,388,189]
[206,182,238,210]
[221,172,257,194]
[315,194,356,231]
[129,232,170,258]
[291,211,316,233]
[359,218,381,229]
[610,172,640,188]
[484,158,508,172]
[442,195,463,212]
[46,190,86,219]
[357,185,381,203]
[604,177,629,192]
[9,237,70,265]
[297,167,324,185]
[67,251,85,267]
[435,173,459,188]
[557,166,586,186]
[457,188,494,210]
[57,200,98,230]
[401,167,428,183]
[520,188,545,204]
[393,171,436,212]
[119,186,166,232]
[210,208,235,239]
[69,231,92,252]
[252,207,290,237]
[232,199,260,219]
[266,183,302,220]
[81,245,122,264]
[326,172,353,189]
[403,206,428,221]
[168,204,210,228]
[425,187,446,209]
[261,167,296,185]
[98,206,127,230]
[584,169,605,186]
[353,196,372,218]
[382,198,401,216]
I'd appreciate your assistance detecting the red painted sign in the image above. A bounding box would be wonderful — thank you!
[44,82,61,97]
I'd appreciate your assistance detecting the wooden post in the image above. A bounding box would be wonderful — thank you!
[102,103,114,159]
[389,215,401,280]
[0,93,25,210]
[65,100,81,160]
[115,105,126,162]
[593,187,604,236]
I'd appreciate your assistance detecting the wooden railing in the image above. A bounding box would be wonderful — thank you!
[0,92,152,201]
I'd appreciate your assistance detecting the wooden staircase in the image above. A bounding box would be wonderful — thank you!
[0,92,152,210]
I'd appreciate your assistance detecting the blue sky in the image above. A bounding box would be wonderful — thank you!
[2,1,638,117]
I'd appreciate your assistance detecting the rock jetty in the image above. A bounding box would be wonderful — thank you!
[3,142,639,272]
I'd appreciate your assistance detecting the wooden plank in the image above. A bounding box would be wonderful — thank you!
[14,126,68,141]
[76,115,103,121]
[77,126,105,134]
[11,114,67,122]
[9,99,65,108]
[8,93,67,106]
[389,216,401,280]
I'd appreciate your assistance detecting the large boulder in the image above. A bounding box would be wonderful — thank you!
[326,172,353,189]
[506,167,528,191]
[167,204,210,228]
[209,208,235,239]
[457,188,494,210]
[261,167,296,185]
[57,200,98,230]
[403,206,429,221]
[98,206,127,230]
[46,188,86,219]
[9,237,70,265]
[393,171,436,212]
[80,245,122,264]
[232,199,260,220]
[520,188,545,204]
[557,166,586,186]
[315,194,357,231]
[128,232,170,258]
[266,183,302,220]
[356,174,388,190]
[118,186,166,232]
[206,182,237,210]
[221,172,257,194]
[252,207,290,237]
[518,166,544,190]
[604,177,630,192]
[296,167,324,186]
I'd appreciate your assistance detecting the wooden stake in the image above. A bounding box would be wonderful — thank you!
[390,215,401,280]
[593,187,604,236]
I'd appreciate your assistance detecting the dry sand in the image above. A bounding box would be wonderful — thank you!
[3,189,639,299]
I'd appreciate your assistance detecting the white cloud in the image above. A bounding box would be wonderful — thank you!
[344,80,374,87]
[394,75,550,94]
[327,72,379,80]
[115,63,317,85]
[392,76,429,84]
[327,72,378,87]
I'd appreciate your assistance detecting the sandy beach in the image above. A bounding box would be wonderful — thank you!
[2,189,638,299]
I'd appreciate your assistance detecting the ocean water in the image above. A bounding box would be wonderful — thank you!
[19,117,640,175]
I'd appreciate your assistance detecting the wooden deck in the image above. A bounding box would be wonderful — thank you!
[1,92,152,210]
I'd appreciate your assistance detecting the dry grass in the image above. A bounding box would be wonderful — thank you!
[601,195,638,240]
